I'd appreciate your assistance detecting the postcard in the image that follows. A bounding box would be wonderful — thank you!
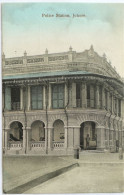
[1,1,124,194]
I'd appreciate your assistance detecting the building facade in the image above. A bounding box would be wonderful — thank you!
[2,46,124,155]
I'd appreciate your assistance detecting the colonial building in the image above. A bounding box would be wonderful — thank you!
[2,46,124,155]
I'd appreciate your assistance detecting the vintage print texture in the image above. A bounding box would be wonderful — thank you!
[2,3,124,194]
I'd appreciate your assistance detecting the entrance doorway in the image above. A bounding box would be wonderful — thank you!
[80,121,97,150]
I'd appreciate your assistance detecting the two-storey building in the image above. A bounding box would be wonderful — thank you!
[2,45,124,155]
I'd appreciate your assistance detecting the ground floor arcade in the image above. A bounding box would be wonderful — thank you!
[3,111,124,155]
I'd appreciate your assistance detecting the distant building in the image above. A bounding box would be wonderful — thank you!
[2,45,124,155]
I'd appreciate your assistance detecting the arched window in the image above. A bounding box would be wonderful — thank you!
[31,121,45,141]
[9,121,23,141]
[53,120,64,142]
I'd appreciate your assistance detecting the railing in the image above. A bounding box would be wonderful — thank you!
[11,102,20,111]
[9,141,23,148]
[31,141,45,148]
[53,142,64,149]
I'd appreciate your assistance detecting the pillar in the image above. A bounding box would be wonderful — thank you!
[48,84,51,109]
[74,127,80,148]
[27,85,31,110]
[95,85,99,109]
[116,99,119,117]
[107,91,110,111]
[26,127,30,151]
[102,86,105,109]
[90,85,95,108]
[65,83,68,107]
[64,127,68,148]
[111,94,114,114]
[82,82,87,108]
[105,128,109,149]
[72,82,76,108]
[4,129,9,150]
[43,86,46,109]
[48,127,53,151]
[96,126,105,150]
[20,87,23,110]
[45,127,48,154]
[23,128,27,152]
[68,127,74,149]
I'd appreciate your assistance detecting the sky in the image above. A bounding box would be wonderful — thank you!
[1,3,124,77]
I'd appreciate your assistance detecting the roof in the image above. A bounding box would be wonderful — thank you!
[2,70,93,80]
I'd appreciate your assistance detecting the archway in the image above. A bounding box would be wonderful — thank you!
[31,121,45,141]
[9,121,23,141]
[53,120,64,142]
[80,121,97,150]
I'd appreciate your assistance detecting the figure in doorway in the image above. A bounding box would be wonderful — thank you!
[86,134,90,149]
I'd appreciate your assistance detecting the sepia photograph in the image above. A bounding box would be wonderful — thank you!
[1,1,124,194]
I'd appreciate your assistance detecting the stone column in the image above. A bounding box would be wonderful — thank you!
[23,128,27,153]
[74,127,80,148]
[116,99,119,117]
[43,86,46,110]
[48,84,52,109]
[82,83,87,108]
[90,85,95,108]
[102,86,105,109]
[45,127,48,154]
[111,94,114,114]
[4,129,9,150]
[26,127,30,151]
[107,91,110,111]
[48,127,53,151]
[96,126,105,150]
[105,128,109,149]
[27,85,31,110]
[95,85,99,109]
[72,82,76,108]
[20,86,23,110]
[67,127,74,149]
[65,83,68,107]
[64,127,68,149]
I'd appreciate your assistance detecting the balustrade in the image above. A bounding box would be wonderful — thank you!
[31,141,45,148]
[9,141,22,148]
[53,142,64,149]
